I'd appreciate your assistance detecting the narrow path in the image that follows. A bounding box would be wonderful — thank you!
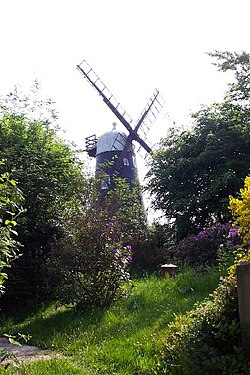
[0,337,62,365]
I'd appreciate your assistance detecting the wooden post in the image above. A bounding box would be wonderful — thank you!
[236,261,250,358]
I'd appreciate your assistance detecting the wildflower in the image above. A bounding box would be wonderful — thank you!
[123,255,132,267]
[194,230,208,241]
[124,245,132,253]
[106,221,114,229]
[228,227,238,239]
[112,249,118,255]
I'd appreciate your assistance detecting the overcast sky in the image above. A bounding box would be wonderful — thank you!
[1,0,249,211]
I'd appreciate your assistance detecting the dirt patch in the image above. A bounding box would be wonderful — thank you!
[0,337,62,365]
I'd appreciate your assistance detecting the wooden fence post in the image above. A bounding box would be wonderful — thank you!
[236,261,250,358]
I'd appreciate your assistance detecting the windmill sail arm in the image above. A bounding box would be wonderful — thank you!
[102,97,134,134]
[77,61,133,132]
[102,96,152,153]
[77,64,109,105]
[77,61,152,153]
[134,134,152,153]
[135,89,165,155]
[134,90,160,132]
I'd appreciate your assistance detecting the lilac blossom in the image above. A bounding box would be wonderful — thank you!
[106,221,114,229]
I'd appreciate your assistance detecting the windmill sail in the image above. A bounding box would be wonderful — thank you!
[135,89,165,153]
[77,60,151,153]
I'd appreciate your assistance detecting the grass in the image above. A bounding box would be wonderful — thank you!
[0,267,221,374]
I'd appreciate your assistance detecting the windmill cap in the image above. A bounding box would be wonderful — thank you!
[96,128,131,155]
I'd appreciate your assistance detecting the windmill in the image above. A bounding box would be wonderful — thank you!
[77,59,164,193]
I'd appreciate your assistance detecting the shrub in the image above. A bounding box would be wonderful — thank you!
[46,178,146,308]
[159,252,250,374]
[131,222,173,273]
[217,225,250,271]
[171,223,231,267]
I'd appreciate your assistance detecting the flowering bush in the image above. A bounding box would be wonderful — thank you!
[217,225,250,271]
[172,224,232,267]
[46,177,145,308]
[47,218,133,308]
[170,222,250,269]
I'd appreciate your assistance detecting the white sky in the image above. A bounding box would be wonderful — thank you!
[0,0,249,217]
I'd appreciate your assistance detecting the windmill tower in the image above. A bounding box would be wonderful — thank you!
[77,60,164,193]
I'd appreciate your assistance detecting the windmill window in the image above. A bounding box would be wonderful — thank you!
[123,157,129,166]
[101,175,111,190]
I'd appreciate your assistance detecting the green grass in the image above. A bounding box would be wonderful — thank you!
[0,267,221,374]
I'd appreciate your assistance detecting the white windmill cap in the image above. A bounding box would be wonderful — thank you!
[96,124,128,155]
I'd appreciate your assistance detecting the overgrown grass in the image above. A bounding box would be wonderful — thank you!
[0,267,221,374]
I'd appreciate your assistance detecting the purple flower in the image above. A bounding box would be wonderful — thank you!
[124,245,132,252]
[228,227,238,239]
[123,256,132,267]
[194,230,209,241]
[106,221,114,229]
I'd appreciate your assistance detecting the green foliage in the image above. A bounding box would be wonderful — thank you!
[159,253,250,374]
[0,166,23,296]
[132,222,174,272]
[208,50,250,103]
[147,51,250,240]
[0,88,85,302]
[0,80,58,126]
[46,178,146,308]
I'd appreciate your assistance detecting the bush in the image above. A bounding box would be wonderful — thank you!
[159,252,250,374]
[46,178,146,308]
[217,225,250,271]
[131,222,173,273]
[170,223,231,267]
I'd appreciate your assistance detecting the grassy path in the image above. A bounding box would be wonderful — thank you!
[0,268,221,374]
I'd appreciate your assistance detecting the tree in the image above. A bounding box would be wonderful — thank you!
[147,51,250,240]
[0,86,86,301]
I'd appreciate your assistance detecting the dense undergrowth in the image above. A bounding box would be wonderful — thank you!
[0,268,221,374]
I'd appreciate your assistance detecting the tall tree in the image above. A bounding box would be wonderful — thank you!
[147,51,250,240]
[0,86,86,301]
